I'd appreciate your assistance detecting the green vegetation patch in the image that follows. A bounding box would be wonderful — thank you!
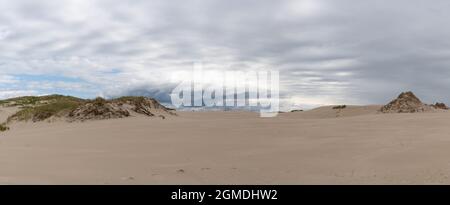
[7,99,82,122]
[0,95,84,107]
[113,96,147,103]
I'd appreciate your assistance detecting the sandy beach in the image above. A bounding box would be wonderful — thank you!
[1,106,450,185]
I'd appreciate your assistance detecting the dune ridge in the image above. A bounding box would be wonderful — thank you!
[0,95,176,131]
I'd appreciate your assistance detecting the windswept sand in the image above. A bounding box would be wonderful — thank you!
[1,106,450,184]
[0,107,19,123]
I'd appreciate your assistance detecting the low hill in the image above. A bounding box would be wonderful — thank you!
[0,95,176,130]
[0,94,84,107]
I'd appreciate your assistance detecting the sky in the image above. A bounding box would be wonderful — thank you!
[1,0,450,110]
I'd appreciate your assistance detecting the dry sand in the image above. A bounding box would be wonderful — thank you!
[0,106,19,123]
[1,106,450,184]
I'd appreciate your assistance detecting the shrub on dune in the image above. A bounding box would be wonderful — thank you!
[0,123,9,132]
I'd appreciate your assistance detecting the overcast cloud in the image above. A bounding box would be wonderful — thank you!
[1,0,450,109]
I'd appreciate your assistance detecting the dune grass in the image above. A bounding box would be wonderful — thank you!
[113,96,148,103]
[0,95,84,107]
[0,96,41,106]
[7,99,82,122]
[92,97,108,106]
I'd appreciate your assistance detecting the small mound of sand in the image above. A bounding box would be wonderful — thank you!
[380,91,431,113]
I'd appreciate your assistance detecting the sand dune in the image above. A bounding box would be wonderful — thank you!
[1,108,450,184]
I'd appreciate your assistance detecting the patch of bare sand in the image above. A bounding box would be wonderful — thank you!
[1,110,450,184]
[0,106,20,123]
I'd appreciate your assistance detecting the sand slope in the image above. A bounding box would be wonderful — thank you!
[0,106,19,123]
[1,110,450,184]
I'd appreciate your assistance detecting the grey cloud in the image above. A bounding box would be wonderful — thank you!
[1,0,450,107]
